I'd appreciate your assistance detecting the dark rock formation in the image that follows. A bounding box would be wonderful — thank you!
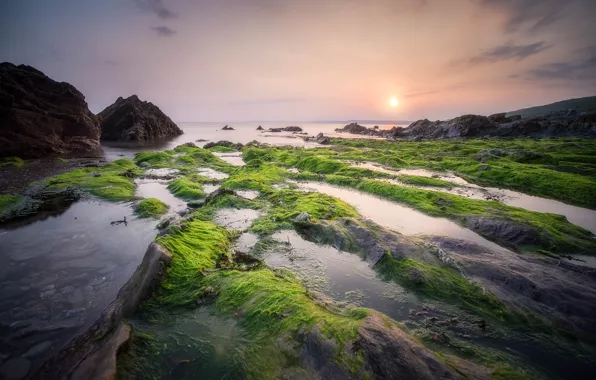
[268,128,283,132]
[203,140,243,150]
[303,133,331,144]
[336,122,368,134]
[99,95,183,141]
[221,125,235,130]
[335,122,396,137]
[355,313,460,380]
[390,111,596,140]
[33,243,172,379]
[256,125,264,130]
[0,62,101,158]
[284,126,303,132]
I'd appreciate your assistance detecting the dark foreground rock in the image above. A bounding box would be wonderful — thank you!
[390,111,596,140]
[33,243,172,379]
[0,62,101,158]
[99,95,183,141]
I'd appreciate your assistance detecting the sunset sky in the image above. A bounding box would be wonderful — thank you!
[1,0,595,122]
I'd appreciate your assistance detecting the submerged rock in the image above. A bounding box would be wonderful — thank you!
[99,95,183,141]
[284,126,303,132]
[464,215,548,248]
[0,62,101,158]
[221,125,235,130]
[256,125,264,131]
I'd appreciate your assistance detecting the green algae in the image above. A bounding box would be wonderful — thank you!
[135,198,168,218]
[250,189,358,235]
[0,157,25,168]
[151,219,232,307]
[208,146,237,153]
[222,164,288,191]
[136,146,235,175]
[331,138,596,209]
[167,177,206,200]
[0,194,21,213]
[42,159,138,201]
[398,174,457,188]
[376,253,512,322]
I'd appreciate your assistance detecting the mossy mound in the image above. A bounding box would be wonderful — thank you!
[135,198,168,218]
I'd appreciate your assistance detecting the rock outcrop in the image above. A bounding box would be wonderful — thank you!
[335,122,396,137]
[221,125,235,131]
[0,62,101,158]
[99,95,183,141]
[390,112,596,140]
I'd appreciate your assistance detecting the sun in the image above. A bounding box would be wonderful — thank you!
[389,97,399,107]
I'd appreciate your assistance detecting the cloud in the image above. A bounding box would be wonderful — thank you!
[150,26,177,37]
[134,0,177,19]
[527,48,596,80]
[455,41,551,66]
[228,97,306,106]
[478,0,571,32]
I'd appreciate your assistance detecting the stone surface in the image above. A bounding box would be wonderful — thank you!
[0,62,101,158]
[221,125,234,130]
[355,313,459,380]
[99,95,183,141]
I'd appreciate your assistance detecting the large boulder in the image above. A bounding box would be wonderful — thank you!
[0,62,101,158]
[99,95,183,141]
[335,122,369,134]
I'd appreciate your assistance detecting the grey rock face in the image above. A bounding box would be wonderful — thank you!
[99,95,183,141]
[0,62,101,158]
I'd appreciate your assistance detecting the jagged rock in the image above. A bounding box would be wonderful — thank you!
[284,126,303,132]
[0,62,101,158]
[203,140,243,150]
[99,95,182,141]
[221,125,235,130]
[256,126,264,131]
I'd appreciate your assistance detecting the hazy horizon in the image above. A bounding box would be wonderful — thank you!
[1,0,595,122]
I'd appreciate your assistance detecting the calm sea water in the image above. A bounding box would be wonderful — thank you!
[101,122,403,161]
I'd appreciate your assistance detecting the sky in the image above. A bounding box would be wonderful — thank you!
[1,0,595,122]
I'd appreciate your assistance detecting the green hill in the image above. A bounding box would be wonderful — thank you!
[506,96,596,118]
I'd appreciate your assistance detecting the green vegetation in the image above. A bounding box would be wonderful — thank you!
[330,138,596,209]
[135,198,168,218]
[0,194,21,213]
[151,219,232,307]
[250,189,358,235]
[207,145,237,153]
[222,164,288,191]
[42,159,138,201]
[398,174,456,188]
[376,253,512,322]
[135,145,235,174]
[167,176,206,199]
[0,157,25,168]
[241,144,596,255]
